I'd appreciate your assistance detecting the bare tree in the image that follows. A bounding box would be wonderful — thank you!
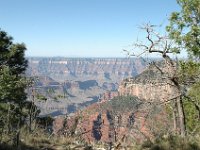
[126,24,186,136]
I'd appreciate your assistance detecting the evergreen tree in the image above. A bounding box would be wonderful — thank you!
[0,29,28,141]
[0,29,28,104]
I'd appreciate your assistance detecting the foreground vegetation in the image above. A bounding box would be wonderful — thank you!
[0,127,94,150]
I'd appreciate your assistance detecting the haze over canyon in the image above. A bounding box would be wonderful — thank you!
[26,57,146,116]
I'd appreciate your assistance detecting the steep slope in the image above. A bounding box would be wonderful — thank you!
[52,63,174,144]
[53,95,170,146]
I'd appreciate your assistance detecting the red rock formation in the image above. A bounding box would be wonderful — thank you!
[53,100,170,145]
[118,66,178,103]
[100,91,119,103]
[118,80,177,102]
[53,65,174,144]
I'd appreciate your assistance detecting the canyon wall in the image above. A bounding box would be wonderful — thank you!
[27,57,145,82]
[53,63,175,144]
[118,65,179,102]
[26,57,146,116]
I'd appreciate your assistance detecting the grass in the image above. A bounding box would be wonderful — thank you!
[0,126,89,150]
[141,135,200,150]
[1,125,200,150]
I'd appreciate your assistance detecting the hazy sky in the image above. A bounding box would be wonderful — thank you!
[0,0,179,57]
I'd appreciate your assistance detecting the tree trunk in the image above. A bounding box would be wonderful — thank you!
[29,113,32,132]
[172,100,178,134]
[176,96,186,136]
[163,56,186,136]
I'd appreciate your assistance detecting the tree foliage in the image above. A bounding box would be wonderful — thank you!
[0,29,30,145]
[166,0,200,58]
[0,29,28,104]
[167,0,200,135]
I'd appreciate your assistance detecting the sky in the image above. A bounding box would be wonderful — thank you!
[0,0,180,57]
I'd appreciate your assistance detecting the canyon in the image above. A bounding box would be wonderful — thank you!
[26,57,146,116]
[29,57,175,144]
[53,63,174,144]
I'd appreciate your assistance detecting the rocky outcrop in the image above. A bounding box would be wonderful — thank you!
[53,96,170,145]
[118,64,179,102]
[99,91,119,102]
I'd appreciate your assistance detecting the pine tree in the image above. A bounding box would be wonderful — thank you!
[0,29,28,144]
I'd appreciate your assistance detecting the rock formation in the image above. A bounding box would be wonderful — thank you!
[26,57,146,116]
[118,64,179,103]
[53,64,174,145]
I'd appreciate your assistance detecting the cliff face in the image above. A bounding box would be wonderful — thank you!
[53,96,170,144]
[52,64,175,144]
[118,64,179,102]
[27,57,145,82]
